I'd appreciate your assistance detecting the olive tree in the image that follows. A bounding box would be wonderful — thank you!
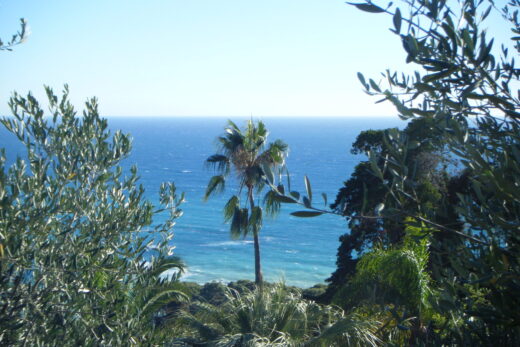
[0,86,186,345]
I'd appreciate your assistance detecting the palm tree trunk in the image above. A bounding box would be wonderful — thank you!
[248,186,263,286]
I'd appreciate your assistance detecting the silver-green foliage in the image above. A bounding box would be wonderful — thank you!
[0,86,186,345]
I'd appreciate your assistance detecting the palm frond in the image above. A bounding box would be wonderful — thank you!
[204,175,226,201]
[308,313,381,347]
[230,207,249,239]
[141,288,189,318]
[256,139,288,169]
[263,190,281,217]
[148,256,185,279]
[227,119,241,133]
[268,139,289,164]
[206,154,230,174]
[224,195,240,222]
[218,125,244,154]
[176,311,223,341]
[243,119,267,153]
[218,120,244,154]
[256,120,268,139]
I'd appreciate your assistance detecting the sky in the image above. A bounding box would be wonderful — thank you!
[0,0,513,117]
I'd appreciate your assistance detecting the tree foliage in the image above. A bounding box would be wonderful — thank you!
[345,0,520,343]
[0,87,186,345]
[323,117,461,300]
[267,0,520,343]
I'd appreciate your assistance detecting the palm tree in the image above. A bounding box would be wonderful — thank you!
[204,119,288,285]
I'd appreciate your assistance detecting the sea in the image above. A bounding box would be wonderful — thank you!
[1,116,404,287]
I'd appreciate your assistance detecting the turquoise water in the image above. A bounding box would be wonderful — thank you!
[1,116,403,287]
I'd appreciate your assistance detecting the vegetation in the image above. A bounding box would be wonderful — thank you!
[0,87,186,345]
[2,0,520,345]
[267,0,520,344]
[322,116,460,301]
[348,0,520,343]
[172,282,381,346]
[204,120,288,285]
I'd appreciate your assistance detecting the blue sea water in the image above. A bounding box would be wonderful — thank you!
[1,116,403,287]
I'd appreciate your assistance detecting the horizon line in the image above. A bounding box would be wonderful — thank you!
[99,114,398,118]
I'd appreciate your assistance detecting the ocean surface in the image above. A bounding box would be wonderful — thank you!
[1,116,404,287]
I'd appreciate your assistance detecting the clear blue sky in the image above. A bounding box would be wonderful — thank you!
[0,0,512,117]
